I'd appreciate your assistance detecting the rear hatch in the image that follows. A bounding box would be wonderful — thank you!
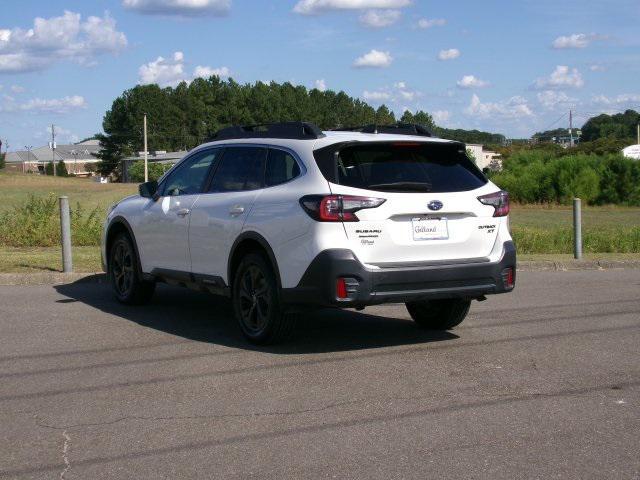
[313,141,500,267]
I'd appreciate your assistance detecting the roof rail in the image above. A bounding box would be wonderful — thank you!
[332,123,433,137]
[212,121,325,141]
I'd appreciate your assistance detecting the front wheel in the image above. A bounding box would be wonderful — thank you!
[108,233,155,305]
[405,298,471,330]
[232,253,296,345]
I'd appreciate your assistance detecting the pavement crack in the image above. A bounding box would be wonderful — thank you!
[60,430,71,480]
[56,398,368,430]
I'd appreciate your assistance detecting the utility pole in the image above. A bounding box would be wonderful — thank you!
[24,145,33,174]
[569,110,574,147]
[51,124,56,176]
[143,114,148,183]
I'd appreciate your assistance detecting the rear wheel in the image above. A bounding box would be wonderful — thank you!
[108,233,155,305]
[232,253,296,345]
[405,298,471,330]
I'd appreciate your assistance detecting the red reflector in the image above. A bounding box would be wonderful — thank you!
[502,268,515,289]
[336,278,348,299]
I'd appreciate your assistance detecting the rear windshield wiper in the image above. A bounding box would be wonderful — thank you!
[367,182,432,192]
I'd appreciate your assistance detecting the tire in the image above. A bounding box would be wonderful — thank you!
[232,253,296,345]
[405,298,471,330]
[108,233,155,305]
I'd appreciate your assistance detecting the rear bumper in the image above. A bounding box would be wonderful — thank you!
[282,241,516,308]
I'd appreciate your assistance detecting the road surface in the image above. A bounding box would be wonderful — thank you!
[0,270,638,479]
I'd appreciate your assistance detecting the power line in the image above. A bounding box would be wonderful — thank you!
[540,112,568,132]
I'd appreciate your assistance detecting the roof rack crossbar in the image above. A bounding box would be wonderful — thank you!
[212,121,325,141]
[331,123,433,138]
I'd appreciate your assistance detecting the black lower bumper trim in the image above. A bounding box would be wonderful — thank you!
[282,241,516,307]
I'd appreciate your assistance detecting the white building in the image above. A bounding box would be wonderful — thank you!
[466,144,502,171]
[622,144,640,160]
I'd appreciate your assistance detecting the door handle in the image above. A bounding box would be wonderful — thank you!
[229,205,245,216]
[176,208,190,217]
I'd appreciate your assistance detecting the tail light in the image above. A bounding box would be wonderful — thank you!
[478,190,509,217]
[501,267,515,290]
[299,195,385,222]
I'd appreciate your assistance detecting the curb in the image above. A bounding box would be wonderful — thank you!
[517,260,640,272]
[0,272,106,286]
[1,260,640,286]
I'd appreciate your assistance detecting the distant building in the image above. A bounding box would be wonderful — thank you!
[622,144,640,160]
[121,150,187,183]
[466,144,502,171]
[4,139,101,175]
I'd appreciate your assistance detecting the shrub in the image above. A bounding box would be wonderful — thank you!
[491,151,640,205]
[128,160,173,183]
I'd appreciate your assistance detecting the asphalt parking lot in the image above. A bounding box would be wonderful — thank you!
[0,270,638,479]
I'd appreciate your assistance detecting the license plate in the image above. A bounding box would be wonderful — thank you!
[412,217,448,240]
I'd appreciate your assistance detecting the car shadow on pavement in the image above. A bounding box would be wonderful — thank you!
[54,275,458,354]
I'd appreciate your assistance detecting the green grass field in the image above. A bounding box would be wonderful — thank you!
[0,171,638,272]
[0,171,136,214]
[510,204,640,229]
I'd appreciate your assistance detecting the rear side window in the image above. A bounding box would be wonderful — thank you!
[209,147,267,192]
[314,142,487,193]
[265,149,300,187]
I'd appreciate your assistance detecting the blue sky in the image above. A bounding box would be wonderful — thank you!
[1,0,639,151]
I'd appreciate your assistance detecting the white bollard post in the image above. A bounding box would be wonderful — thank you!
[573,198,582,260]
[59,196,73,273]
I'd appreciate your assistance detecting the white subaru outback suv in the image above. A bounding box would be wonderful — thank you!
[102,122,515,344]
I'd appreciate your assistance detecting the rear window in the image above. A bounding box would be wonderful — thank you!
[313,142,487,193]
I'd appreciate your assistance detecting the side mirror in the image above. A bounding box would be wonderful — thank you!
[139,180,158,199]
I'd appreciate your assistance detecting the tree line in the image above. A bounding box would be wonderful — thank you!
[95,77,504,176]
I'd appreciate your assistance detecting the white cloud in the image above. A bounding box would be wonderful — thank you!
[139,51,186,86]
[43,125,79,144]
[592,93,640,105]
[359,9,401,27]
[417,18,445,29]
[10,85,25,93]
[363,81,420,104]
[20,95,87,114]
[353,49,393,68]
[363,90,391,101]
[193,65,231,78]
[590,64,605,72]
[0,11,127,73]
[457,75,490,89]
[551,33,605,49]
[432,110,451,124]
[139,51,230,86]
[293,0,411,15]
[437,48,460,61]
[534,65,584,89]
[465,94,533,119]
[536,90,577,109]
[314,79,327,91]
[122,0,230,16]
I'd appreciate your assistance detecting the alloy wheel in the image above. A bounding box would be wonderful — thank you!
[237,265,271,334]
[111,241,134,297]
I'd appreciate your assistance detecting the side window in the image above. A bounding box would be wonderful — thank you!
[265,149,301,187]
[162,149,220,197]
[209,147,267,193]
